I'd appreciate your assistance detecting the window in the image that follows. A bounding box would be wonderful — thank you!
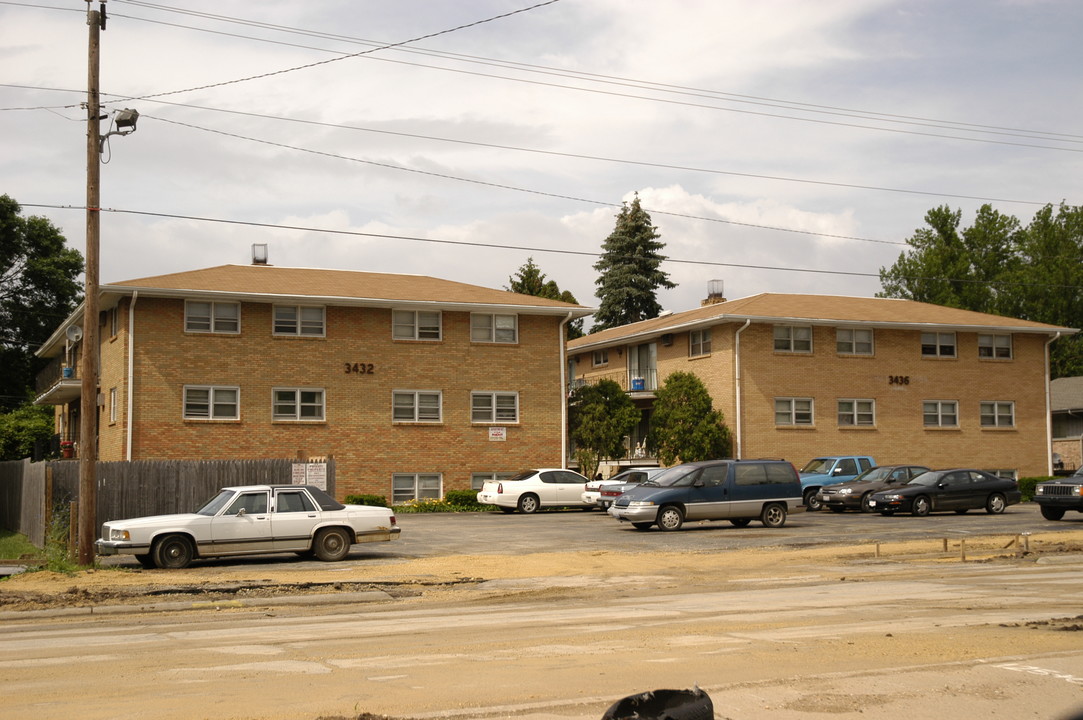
[837,328,873,355]
[185,301,240,334]
[471,313,517,343]
[393,310,441,340]
[838,399,875,426]
[690,329,712,357]
[980,401,1015,427]
[109,387,117,423]
[393,390,442,422]
[774,325,812,353]
[226,490,268,515]
[775,397,814,425]
[921,332,956,357]
[978,333,1012,359]
[274,305,325,336]
[273,388,325,421]
[471,471,516,490]
[923,400,958,427]
[109,308,120,337]
[472,392,519,423]
[183,386,239,420]
[592,349,609,366]
[393,473,442,503]
[274,490,315,513]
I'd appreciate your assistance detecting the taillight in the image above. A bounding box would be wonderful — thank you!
[497,482,504,494]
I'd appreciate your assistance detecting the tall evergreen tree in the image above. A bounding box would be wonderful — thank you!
[507,257,584,339]
[591,195,675,332]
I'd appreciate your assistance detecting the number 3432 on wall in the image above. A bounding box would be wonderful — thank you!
[345,363,375,374]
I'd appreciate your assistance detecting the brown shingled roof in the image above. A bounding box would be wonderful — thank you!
[569,292,1075,349]
[105,264,591,313]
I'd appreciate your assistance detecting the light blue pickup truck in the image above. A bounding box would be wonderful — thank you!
[799,455,875,510]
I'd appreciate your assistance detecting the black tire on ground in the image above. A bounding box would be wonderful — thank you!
[313,527,351,562]
[134,554,156,569]
[760,503,787,528]
[152,534,194,569]
[631,522,654,531]
[985,493,1007,514]
[911,496,931,516]
[517,494,540,514]
[729,518,752,527]
[804,489,822,511]
[860,493,875,513]
[656,505,685,532]
[1040,506,1066,521]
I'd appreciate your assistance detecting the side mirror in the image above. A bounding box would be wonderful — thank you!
[237,507,247,517]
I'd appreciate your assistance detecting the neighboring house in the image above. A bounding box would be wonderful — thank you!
[1051,376,1083,472]
[567,289,1076,478]
[34,262,592,501]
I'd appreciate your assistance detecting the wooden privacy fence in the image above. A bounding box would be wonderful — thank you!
[0,457,335,549]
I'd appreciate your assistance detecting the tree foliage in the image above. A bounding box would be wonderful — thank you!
[567,379,640,480]
[591,195,675,332]
[0,195,83,408]
[0,403,54,461]
[879,203,1083,378]
[646,372,731,466]
[507,257,584,339]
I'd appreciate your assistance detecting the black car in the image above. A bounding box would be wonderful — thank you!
[818,464,931,513]
[1034,467,1083,521]
[867,469,1022,517]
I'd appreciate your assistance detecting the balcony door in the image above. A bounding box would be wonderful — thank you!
[628,342,657,391]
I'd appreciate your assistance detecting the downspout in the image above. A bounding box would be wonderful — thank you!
[559,312,574,469]
[1045,332,1061,476]
[734,319,751,460]
[126,291,138,460]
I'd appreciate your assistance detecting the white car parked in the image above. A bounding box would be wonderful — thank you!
[96,484,400,569]
[476,468,592,513]
[582,467,665,509]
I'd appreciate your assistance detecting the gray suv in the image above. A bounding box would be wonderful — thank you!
[607,459,803,531]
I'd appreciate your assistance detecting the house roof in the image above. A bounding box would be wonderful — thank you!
[1051,377,1083,412]
[568,293,1077,351]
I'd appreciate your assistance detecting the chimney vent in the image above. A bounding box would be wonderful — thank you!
[702,279,726,306]
[252,243,268,265]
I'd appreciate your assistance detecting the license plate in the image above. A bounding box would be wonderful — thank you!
[868,499,877,507]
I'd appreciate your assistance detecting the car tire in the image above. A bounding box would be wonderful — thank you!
[729,518,752,527]
[985,493,1006,515]
[631,522,654,531]
[1041,506,1066,521]
[804,489,822,511]
[497,506,515,514]
[860,493,875,513]
[760,503,787,528]
[152,534,194,569]
[656,505,684,532]
[912,496,931,516]
[313,527,351,562]
[517,494,540,514]
[134,554,156,569]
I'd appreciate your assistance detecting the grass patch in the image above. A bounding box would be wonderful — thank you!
[0,530,41,560]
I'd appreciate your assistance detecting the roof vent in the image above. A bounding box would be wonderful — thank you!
[252,243,268,265]
[702,278,726,306]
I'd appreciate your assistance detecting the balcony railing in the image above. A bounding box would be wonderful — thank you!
[34,356,82,405]
[568,368,659,394]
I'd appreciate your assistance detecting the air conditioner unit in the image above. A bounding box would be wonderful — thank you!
[661,333,674,346]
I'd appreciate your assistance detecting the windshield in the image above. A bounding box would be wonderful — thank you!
[800,458,833,474]
[853,466,891,482]
[908,472,944,487]
[646,466,699,487]
[196,489,234,516]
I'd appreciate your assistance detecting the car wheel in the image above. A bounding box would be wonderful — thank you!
[985,493,1006,515]
[1041,506,1066,521]
[804,489,822,511]
[656,505,684,531]
[860,494,875,513]
[517,494,540,514]
[497,506,515,514]
[912,496,931,516]
[134,554,156,569]
[313,527,351,562]
[760,503,787,528]
[631,522,654,531]
[152,534,194,569]
[729,518,752,527]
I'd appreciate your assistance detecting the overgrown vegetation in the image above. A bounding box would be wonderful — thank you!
[0,529,39,560]
[345,489,492,513]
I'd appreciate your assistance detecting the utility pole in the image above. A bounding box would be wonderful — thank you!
[78,1,104,565]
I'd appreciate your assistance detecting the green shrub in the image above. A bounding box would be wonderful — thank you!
[394,498,457,513]
[1018,476,1053,503]
[344,494,388,508]
[444,489,484,509]
[41,505,79,574]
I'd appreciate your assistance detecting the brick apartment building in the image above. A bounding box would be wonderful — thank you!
[567,289,1075,478]
[34,263,592,501]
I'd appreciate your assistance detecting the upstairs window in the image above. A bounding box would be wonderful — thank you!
[273,388,325,421]
[690,329,712,357]
[980,401,1015,427]
[185,301,240,334]
[393,390,442,423]
[838,399,875,426]
[978,333,1012,359]
[774,325,812,353]
[837,328,873,355]
[471,313,517,343]
[592,349,609,366]
[923,400,958,427]
[775,397,813,425]
[393,310,442,341]
[472,392,519,423]
[274,305,325,337]
[183,386,239,420]
[921,332,956,358]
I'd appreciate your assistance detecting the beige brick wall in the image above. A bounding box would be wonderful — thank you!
[99,298,567,499]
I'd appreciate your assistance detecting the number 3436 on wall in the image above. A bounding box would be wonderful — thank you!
[344,363,375,374]
[888,375,910,385]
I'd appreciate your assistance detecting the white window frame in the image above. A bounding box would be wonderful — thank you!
[837,327,874,356]
[471,313,518,344]
[775,397,814,425]
[978,333,1012,359]
[690,329,712,357]
[392,473,443,503]
[592,349,609,366]
[980,401,1015,427]
[273,305,325,337]
[392,310,442,341]
[921,332,956,358]
[183,385,239,420]
[838,398,875,426]
[109,387,117,423]
[185,300,240,334]
[923,400,958,427]
[471,391,519,424]
[774,325,812,353]
[273,387,325,421]
[393,390,442,423]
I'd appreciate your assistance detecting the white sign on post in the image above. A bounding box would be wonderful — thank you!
[292,462,328,490]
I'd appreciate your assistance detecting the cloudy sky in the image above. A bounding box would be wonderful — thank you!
[3,0,1081,319]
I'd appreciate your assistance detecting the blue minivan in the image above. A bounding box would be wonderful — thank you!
[607,459,803,531]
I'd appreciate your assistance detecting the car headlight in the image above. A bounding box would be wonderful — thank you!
[109,529,131,541]
[1036,485,1045,495]
[837,488,852,495]
[882,494,902,502]
[628,501,656,507]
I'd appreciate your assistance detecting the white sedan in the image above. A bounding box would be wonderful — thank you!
[96,484,400,569]
[582,467,665,509]
[476,468,592,513]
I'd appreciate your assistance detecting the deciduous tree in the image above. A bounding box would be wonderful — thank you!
[647,372,731,465]
[567,379,640,480]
